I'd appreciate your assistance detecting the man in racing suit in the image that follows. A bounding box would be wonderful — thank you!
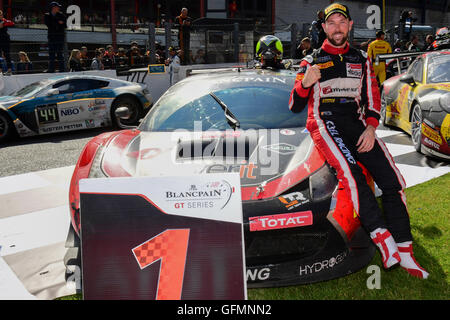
[289,3,428,278]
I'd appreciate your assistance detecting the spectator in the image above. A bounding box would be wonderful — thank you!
[193,49,205,64]
[68,49,84,72]
[295,37,313,59]
[423,34,434,51]
[229,0,238,18]
[91,49,104,70]
[127,42,144,66]
[175,7,192,65]
[103,44,116,69]
[309,10,326,49]
[0,10,14,74]
[80,46,90,69]
[115,47,128,68]
[408,35,420,52]
[399,10,416,41]
[165,46,180,85]
[44,2,66,72]
[16,51,33,73]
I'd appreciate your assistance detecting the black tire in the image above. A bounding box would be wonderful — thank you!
[0,111,14,143]
[111,95,142,128]
[410,103,423,153]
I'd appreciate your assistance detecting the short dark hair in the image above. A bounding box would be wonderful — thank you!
[376,30,385,38]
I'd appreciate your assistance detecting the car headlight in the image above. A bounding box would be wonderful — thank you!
[309,164,338,201]
[439,92,450,113]
[88,145,107,178]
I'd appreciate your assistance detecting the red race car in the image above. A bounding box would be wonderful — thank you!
[65,69,375,289]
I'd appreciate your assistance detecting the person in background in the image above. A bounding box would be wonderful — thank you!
[310,10,326,49]
[175,7,192,65]
[103,45,116,69]
[193,48,205,64]
[423,34,434,51]
[80,46,90,69]
[68,49,84,72]
[399,10,416,41]
[44,2,66,72]
[91,49,104,70]
[16,51,33,73]
[295,37,313,59]
[165,46,180,85]
[408,34,420,52]
[367,30,392,85]
[115,47,128,68]
[0,10,15,74]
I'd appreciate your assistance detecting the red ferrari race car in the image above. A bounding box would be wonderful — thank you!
[65,68,376,290]
[380,50,450,161]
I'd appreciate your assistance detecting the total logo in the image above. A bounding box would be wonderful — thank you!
[299,251,347,276]
[249,211,313,232]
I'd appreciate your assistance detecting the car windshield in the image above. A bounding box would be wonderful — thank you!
[427,54,450,83]
[140,81,306,131]
[11,79,51,98]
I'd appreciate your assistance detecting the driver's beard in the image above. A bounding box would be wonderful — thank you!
[327,32,348,47]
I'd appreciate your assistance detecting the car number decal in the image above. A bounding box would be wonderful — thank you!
[36,104,59,124]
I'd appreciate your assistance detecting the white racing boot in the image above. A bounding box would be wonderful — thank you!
[370,228,401,269]
[397,241,429,279]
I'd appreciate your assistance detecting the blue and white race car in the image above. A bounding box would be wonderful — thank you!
[0,74,153,142]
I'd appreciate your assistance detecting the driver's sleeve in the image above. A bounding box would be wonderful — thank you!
[289,59,312,113]
[360,51,381,128]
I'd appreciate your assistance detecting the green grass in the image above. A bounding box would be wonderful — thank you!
[248,173,450,300]
[58,173,450,300]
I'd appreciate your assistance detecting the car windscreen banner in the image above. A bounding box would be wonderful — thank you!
[79,173,246,300]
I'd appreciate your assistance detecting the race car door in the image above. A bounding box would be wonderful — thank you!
[36,79,105,134]
[396,57,424,133]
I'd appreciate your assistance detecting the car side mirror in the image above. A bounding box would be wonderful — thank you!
[47,88,60,96]
[399,74,416,86]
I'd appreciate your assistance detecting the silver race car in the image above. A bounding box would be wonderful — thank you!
[0,74,153,142]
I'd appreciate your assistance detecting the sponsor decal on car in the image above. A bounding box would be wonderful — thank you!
[249,211,313,232]
[246,268,271,281]
[261,143,297,155]
[165,180,234,210]
[278,191,310,210]
[423,137,440,149]
[421,123,442,144]
[204,163,258,179]
[40,123,83,133]
[299,251,347,276]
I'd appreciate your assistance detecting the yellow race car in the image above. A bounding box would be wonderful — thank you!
[381,50,450,160]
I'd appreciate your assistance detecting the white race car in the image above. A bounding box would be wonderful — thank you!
[0,74,153,142]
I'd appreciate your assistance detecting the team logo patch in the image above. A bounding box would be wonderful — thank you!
[346,63,362,78]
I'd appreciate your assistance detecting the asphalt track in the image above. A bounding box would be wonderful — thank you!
[0,125,448,299]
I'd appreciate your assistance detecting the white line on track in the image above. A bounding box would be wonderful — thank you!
[0,250,36,300]
[0,205,70,257]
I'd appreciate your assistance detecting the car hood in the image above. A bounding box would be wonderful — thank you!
[0,96,22,108]
[98,128,325,200]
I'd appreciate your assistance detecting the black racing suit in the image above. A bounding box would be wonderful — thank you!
[289,39,412,242]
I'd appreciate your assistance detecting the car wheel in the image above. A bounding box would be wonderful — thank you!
[111,96,141,128]
[411,103,423,153]
[0,112,14,143]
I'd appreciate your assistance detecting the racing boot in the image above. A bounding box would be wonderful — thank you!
[370,228,401,269]
[397,241,429,279]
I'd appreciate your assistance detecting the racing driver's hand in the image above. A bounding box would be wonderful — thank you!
[357,125,376,153]
[301,64,321,88]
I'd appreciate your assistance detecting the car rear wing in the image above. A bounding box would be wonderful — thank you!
[375,51,425,76]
